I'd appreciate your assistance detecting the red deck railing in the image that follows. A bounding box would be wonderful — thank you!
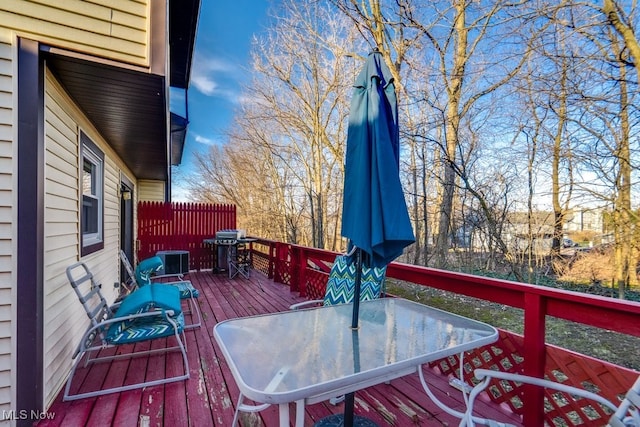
[248,238,640,426]
[137,201,236,270]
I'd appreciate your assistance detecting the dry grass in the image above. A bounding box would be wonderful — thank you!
[558,250,617,285]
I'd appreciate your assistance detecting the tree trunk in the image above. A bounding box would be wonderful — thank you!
[435,0,467,268]
[614,48,633,298]
[551,56,570,272]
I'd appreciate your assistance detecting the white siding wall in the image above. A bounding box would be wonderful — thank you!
[0,29,14,424]
[43,71,133,406]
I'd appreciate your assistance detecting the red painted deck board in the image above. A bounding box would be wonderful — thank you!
[41,270,522,426]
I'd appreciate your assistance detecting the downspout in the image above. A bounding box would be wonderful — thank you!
[17,37,45,422]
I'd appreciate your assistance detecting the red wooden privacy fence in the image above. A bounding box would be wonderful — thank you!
[137,201,236,270]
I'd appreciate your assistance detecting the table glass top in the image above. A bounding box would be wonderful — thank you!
[214,298,497,402]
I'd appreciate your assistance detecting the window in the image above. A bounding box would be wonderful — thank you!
[80,132,104,255]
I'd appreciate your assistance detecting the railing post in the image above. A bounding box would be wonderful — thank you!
[522,293,546,426]
[299,248,308,297]
[273,242,283,283]
[290,246,300,292]
[268,241,275,279]
[290,246,308,296]
[274,242,294,285]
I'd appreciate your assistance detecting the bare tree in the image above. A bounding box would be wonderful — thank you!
[602,0,640,84]
[188,0,364,249]
[184,0,640,295]
[248,0,362,249]
[396,1,532,267]
[598,0,640,299]
[548,0,640,297]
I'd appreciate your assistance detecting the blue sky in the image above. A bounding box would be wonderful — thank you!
[171,0,274,200]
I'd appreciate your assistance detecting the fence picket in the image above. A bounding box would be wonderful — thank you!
[138,201,237,271]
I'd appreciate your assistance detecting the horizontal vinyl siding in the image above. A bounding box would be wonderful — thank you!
[0,29,13,424]
[43,73,82,408]
[0,0,149,66]
[43,70,131,407]
[138,179,165,201]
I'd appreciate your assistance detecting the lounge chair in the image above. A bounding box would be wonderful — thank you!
[132,254,202,330]
[119,249,188,294]
[462,369,640,426]
[63,261,189,401]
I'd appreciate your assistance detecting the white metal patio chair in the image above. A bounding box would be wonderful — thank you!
[63,261,189,401]
[461,369,640,426]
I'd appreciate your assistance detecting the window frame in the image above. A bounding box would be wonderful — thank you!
[80,132,104,256]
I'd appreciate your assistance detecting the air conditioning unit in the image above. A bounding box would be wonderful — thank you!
[156,250,189,275]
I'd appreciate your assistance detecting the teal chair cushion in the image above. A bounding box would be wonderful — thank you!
[106,284,183,344]
[322,255,386,306]
[135,256,163,287]
[108,312,185,344]
[136,256,200,300]
[163,280,200,299]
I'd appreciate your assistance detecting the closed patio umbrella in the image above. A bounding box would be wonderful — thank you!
[341,50,414,270]
[322,49,414,427]
[342,49,414,326]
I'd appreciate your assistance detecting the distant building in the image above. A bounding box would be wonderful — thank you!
[457,208,606,253]
[564,207,605,234]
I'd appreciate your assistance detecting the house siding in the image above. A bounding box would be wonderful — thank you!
[43,70,133,406]
[0,29,14,423]
[138,179,165,201]
[0,0,149,66]
[0,0,176,416]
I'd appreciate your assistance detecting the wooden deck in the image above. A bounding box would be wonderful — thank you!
[39,271,521,427]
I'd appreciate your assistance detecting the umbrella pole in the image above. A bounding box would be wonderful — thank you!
[344,392,355,426]
[344,247,363,427]
[351,247,363,329]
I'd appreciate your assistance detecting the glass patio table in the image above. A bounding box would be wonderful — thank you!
[213,298,498,427]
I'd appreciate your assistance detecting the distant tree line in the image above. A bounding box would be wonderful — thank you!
[185,0,640,298]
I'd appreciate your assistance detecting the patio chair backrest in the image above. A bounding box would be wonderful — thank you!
[323,255,386,306]
[66,262,114,338]
[63,261,189,401]
[135,256,164,287]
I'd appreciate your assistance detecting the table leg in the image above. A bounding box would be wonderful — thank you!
[279,403,289,427]
[295,399,305,426]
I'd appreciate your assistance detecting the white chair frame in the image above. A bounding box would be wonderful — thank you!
[461,369,640,427]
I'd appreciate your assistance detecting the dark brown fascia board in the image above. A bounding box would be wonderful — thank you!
[150,0,168,78]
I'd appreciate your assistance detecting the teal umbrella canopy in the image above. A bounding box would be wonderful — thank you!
[341,50,415,268]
